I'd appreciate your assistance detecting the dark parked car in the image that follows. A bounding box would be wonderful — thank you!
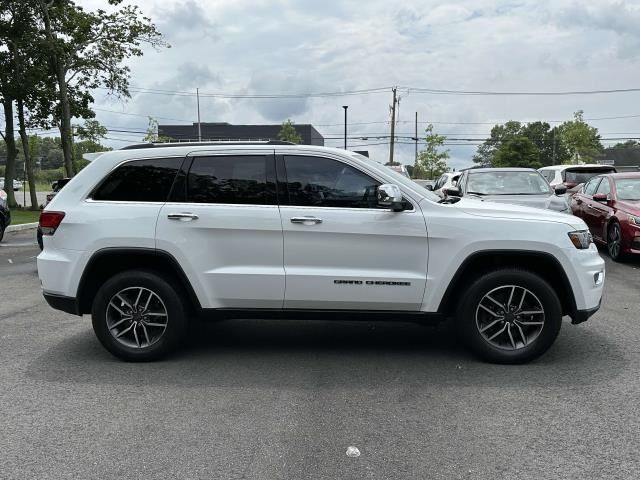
[37,178,72,250]
[570,173,640,261]
[0,188,10,242]
[445,168,570,213]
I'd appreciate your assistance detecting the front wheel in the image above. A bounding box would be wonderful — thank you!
[91,269,189,361]
[456,269,562,364]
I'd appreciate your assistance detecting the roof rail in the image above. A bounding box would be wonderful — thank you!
[120,140,294,150]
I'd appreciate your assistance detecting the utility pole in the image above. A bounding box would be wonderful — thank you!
[389,87,397,164]
[342,105,348,150]
[196,88,202,142]
[415,111,418,167]
[552,128,556,164]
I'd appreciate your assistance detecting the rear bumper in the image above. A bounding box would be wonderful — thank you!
[43,292,80,316]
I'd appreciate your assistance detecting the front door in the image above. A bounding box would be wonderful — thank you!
[155,151,285,309]
[278,153,428,311]
[590,177,613,242]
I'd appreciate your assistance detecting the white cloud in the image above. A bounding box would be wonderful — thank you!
[74,0,640,168]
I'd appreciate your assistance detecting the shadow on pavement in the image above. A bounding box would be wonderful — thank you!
[27,316,627,390]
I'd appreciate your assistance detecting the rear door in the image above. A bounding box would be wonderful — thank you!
[277,152,428,311]
[155,150,285,309]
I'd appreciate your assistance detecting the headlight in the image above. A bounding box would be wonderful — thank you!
[630,216,640,227]
[568,230,593,249]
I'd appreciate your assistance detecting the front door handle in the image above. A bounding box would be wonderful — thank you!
[167,212,199,221]
[291,216,323,225]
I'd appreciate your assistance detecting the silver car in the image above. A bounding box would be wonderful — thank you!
[446,167,570,213]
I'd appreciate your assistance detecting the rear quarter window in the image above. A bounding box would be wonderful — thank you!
[92,157,183,202]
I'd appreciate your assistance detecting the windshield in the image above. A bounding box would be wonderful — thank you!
[564,168,615,184]
[615,178,640,200]
[466,171,552,195]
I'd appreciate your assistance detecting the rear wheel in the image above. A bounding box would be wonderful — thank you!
[607,221,625,262]
[456,269,562,364]
[91,269,189,361]
[0,219,4,243]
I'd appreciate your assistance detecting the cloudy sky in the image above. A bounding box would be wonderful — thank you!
[80,0,640,170]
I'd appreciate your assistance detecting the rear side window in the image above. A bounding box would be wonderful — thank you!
[540,170,554,182]
[92,157,182,202]
[284,155,380,208]
[186,155,275,205]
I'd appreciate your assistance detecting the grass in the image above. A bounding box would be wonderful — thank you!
[10,208,41,225]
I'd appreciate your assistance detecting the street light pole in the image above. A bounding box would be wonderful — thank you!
[342,105,348,150]
[197,88,202,142]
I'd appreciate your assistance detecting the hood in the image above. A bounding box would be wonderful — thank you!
[615,199,640,215]
[455,196,585,229]
[469,193,568,212]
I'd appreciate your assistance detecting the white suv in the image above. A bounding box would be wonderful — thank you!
[38,142,605,363]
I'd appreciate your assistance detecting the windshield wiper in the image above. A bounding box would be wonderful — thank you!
[466,191,486,196]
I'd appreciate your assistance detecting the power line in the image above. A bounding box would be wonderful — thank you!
[403,86,640,96]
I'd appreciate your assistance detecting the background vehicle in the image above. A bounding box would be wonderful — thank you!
[570,173,640,261]
[539,164,617,192]
[447,168,570,213]
[38,142,604,364]
[430,171,462,197]
[0,189,10,242]
[0,177,22,191]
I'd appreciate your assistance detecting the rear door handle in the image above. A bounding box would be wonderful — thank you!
[167,213,199,221]
[291,216,323,225]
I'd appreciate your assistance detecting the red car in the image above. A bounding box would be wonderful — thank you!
[570,173,640,261]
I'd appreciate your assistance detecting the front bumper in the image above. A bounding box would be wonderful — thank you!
[571,299,601,324]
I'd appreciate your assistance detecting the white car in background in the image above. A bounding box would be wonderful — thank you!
[538,165,617,192]
[0,178,21,191]
[430,171,463,198]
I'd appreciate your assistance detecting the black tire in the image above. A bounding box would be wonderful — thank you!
[0,219,4,243]
[91,269,189,361]
[456,269,562,364]
[607,221,626,262]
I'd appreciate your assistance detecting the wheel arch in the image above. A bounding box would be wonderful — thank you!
[437,250,577,318]
[77,248,201,315]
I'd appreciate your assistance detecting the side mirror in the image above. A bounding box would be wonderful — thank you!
[425,184,434,191]
[554,185,567,195]
[593,193,608,202]
[444,186,462,197]
[377,184,403,211]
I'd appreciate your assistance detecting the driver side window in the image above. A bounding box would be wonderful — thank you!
[284,155,380,208]
[584,178,601,196]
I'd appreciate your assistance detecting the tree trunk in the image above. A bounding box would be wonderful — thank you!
[38,0,73,177]
[17,98,39,210]
[2,99,19,208]
[56,63,74,177]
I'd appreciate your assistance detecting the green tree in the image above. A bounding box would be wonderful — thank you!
[472,121,522,166]
[493,137,541,169]
[413,124,449,179]
[557,111,603,164]
[521,121,570,166]
[36,0,166,177]
[277,119,303,144]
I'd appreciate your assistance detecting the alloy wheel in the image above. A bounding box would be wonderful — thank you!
[106,287,168,349]
[608,224,621,259]
[475,285,545,350]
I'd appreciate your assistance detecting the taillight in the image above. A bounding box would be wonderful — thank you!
[39,211,65,235]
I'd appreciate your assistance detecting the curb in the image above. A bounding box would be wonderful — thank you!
[6,222,38,233]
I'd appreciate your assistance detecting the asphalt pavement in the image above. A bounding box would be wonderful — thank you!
[1,229,639,480]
